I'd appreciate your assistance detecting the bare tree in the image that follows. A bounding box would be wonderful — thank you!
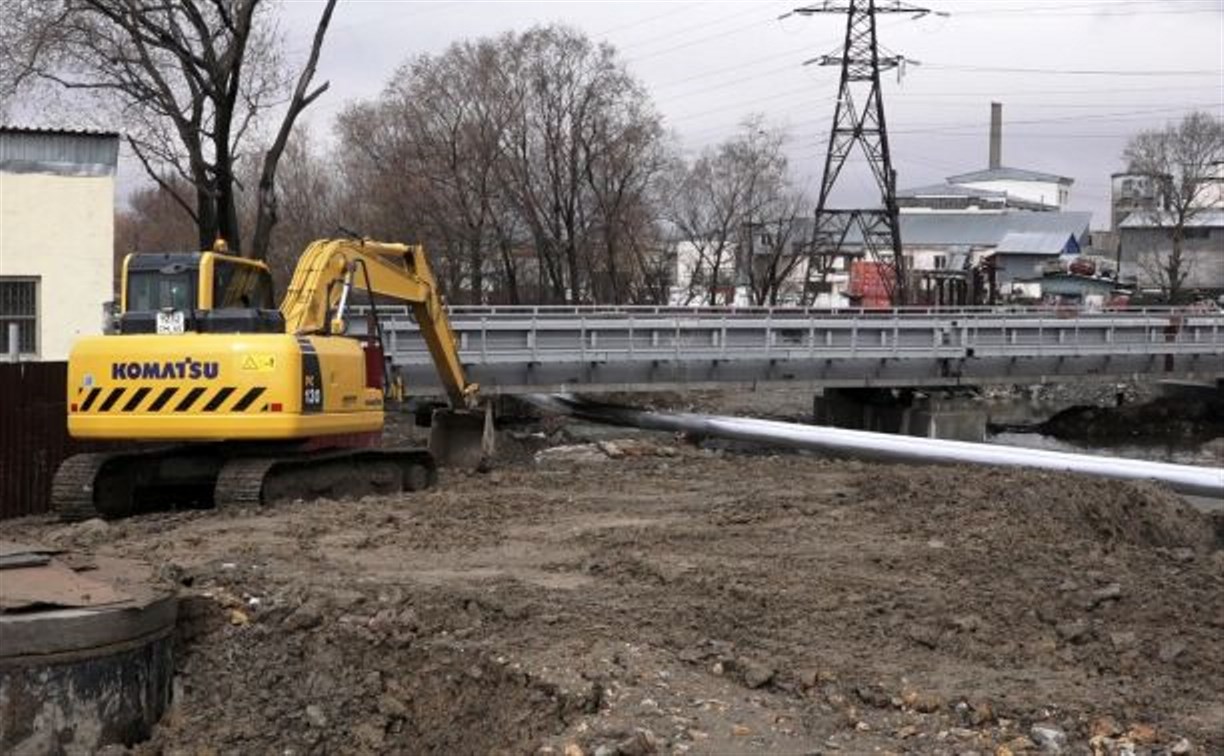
[334,24,668,305]
[256,125,341,288]
[668,118,791,305]
[335,39,512,303]
[579,62,668,303]
[0,0,337,259]
[746,190,810,306]
[1123,111,1224,302]
[498,26,665,303]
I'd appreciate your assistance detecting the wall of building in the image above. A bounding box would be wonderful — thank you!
[0,171,114,359]
[1110,173,1164,230]
[1189,162,1224,210]
[1118,226,1224,291]
[993,252,1058,284]
[956,179,1066,210]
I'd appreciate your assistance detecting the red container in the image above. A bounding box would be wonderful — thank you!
[849,261,896,309]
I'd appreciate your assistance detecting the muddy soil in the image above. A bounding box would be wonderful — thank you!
[1040,396,1224,447]
[9,439,1222,755]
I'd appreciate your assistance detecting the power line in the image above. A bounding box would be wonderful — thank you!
[617,1,787,57]
[623,6,796,65]
[942,0,1219,13]
[593,2,702,37]
[923,63,1221,76]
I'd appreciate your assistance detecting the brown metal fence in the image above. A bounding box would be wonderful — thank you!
[0,361,99,519]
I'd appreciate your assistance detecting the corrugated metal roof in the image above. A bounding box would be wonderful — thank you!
[0,126,120,177]
[0,125,120,137]
[895,211,1090,247]
[994,231,1077,255]
[1119,209,1224,229]
[947,166,1073,186]
[897,183,1007,198]
[793,210,1092,248]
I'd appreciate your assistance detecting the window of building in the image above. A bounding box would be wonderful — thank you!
[0,277,38,355]
[933,255,948,270]
[1183,228,1210,240]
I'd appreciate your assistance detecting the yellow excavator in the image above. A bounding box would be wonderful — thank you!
[53,238,490,520]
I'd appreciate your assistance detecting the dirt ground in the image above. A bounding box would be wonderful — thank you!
[8,419,1223,755]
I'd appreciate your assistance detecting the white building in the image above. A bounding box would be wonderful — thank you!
[943,167,1073,211]
[667,239,743,306]
[897,183,1049,213]
[0,126,119,360]
[1192,160,1224,211]
[1110,171,1167,230]
[900,103,1074,212]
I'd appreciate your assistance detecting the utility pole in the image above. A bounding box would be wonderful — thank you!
[786,0,941,306]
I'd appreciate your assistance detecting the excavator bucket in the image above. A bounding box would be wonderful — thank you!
[428,403,495,470]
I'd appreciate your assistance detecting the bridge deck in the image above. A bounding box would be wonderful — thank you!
[362,306,1224,396]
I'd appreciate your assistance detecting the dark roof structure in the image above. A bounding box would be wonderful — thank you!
[1119,209,1224,229]
[0,125,120,177]
[794,211,1092,249]
[947,166,1073,186]
[994,231,1079,256]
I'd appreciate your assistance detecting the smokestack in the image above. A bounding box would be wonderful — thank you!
[989,102,1002,170]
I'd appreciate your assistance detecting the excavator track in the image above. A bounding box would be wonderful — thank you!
[213,458,280,509]
[52,452,128,522]
[215,449,438,508]
[54,447,438,520]
[52,447,210,522]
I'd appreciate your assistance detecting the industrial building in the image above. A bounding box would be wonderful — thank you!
[1118,209,1224,294]
[0,126,119,360]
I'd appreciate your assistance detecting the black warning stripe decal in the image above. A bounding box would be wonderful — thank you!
[175,387,207,412]
[121,387,152,412]
[148,387,178,412]
[231,387,266,413]
[80,387,102,412]
[203,387,236,412]
[98,388,126,413]
[81,385,270,413]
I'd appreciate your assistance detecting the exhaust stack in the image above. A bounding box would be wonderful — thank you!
[990,102,1003,170]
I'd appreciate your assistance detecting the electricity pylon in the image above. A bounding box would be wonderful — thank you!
[788,0,940,306]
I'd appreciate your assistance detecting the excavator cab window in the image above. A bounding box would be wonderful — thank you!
[127,268,194,312]
[200,255,283,334]
[213,258,275,310]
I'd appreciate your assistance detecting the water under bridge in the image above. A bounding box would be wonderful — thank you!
[367,306,1224,397]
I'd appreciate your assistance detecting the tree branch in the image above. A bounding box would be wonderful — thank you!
[128,135,199,224]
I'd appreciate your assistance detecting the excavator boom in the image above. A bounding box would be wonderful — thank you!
[281,238,477,409]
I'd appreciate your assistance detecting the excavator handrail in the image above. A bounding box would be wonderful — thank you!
[280,238,477,409]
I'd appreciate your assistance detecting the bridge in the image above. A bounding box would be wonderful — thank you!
[368,306,1224,396]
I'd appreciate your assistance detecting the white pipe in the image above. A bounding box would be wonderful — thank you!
[527,394,1224,499]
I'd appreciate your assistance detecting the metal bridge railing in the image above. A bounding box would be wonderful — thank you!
[369,310,1224,365]
[362,308,1223,392]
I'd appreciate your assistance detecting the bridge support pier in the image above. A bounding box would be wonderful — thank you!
[812,387,986,442]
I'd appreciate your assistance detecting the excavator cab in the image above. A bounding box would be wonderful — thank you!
[118,251,284,336]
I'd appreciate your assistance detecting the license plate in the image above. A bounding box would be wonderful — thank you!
[156,311,185,334]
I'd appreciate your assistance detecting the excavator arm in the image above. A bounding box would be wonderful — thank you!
[280,238,477,409]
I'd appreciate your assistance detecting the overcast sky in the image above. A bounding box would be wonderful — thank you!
[125,0,1224,227]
